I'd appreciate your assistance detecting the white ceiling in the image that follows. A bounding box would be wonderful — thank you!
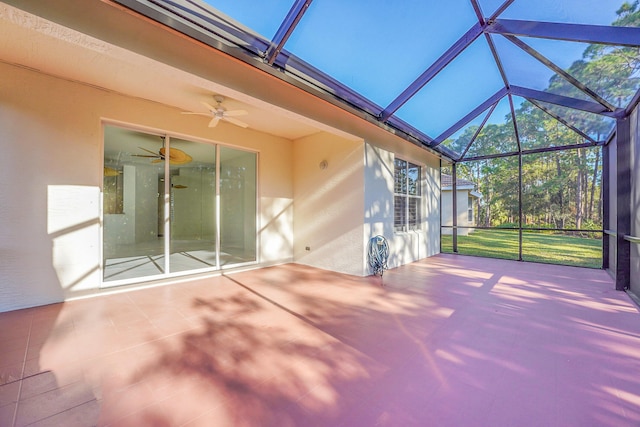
[0,2,355,141]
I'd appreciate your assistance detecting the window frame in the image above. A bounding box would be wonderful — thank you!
[394,157,423,232]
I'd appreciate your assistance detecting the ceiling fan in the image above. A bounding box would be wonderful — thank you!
[133,137,193,165]
[182,95,249,128]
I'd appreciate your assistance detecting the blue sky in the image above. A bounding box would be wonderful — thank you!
[202,0,627,137]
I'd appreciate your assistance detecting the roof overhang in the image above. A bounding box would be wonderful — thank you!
[1,0,449,160]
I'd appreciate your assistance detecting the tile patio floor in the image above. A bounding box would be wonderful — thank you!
[1,254,639,426]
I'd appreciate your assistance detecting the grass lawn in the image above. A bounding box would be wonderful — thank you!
[441,229,602,268]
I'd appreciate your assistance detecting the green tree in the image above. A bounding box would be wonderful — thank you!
[454,2,636,232]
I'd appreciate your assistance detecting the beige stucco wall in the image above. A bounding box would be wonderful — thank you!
[364,143,440,271]
[0,1,445,312]
[0,62,294,312]
[293,132,366,276]
[292,138,441,277]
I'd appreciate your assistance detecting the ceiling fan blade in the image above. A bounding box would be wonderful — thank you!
[132,154,158,158]
[181,111,211,117]
[208,117,220,128]
[224,109,248,117]
[138,147,159,155]
[223,116,249,128]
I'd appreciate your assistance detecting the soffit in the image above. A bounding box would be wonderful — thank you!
[0,1,358,142]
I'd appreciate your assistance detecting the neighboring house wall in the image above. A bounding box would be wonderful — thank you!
[441,189,476,236]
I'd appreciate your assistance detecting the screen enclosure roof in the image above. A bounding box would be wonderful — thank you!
[114,0,640,162]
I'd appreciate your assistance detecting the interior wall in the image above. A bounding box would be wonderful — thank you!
[293,132,365,276]
[172,167,217,240]
[134,165,160,243]
[0,62,294,312]
[364,143,440,273]
[104,164,136,247]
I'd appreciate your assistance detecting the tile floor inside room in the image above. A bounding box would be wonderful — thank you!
[1,254,640,426]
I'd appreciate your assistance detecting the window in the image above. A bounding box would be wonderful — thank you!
[394,158,421,232]
[468,195,473,223]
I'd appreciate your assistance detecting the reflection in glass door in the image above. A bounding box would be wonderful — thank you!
[169,138,217,273]
[103,125,257,285]
[103,126,166,282]
[220,146,257,265]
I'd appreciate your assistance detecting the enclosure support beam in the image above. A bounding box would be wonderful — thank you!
[616,117,631,291]
[511,86,617,117]
[488,19,640,48]
[461,141,601,162]
[434,88,506,147]
[505,35,615,112]
[518,153,523,261]
[380,23,483,121]
[452,163,458,253]
[602,144,610,270]
[266,0,313,65]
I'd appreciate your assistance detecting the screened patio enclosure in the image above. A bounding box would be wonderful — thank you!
[114,0,640,296]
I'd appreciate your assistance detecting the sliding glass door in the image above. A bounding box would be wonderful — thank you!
[168,138,217,273]
[220,146,257,266]
[102,125,256,285]
[103,127,166,281]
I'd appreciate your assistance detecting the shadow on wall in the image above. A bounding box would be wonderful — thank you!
[259,197,294,264]
[47,185,101,296]
[364,145,440,272]
[295,142,366,275]
[364,144,393,239]
[364,149,402,272]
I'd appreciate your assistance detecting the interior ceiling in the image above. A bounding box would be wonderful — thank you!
[111,0,640,162]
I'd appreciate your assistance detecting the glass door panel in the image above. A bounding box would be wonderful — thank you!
[103,126,166,282]
[168,138,218,273]
[103,125,258,284]
[220,146,257,266]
